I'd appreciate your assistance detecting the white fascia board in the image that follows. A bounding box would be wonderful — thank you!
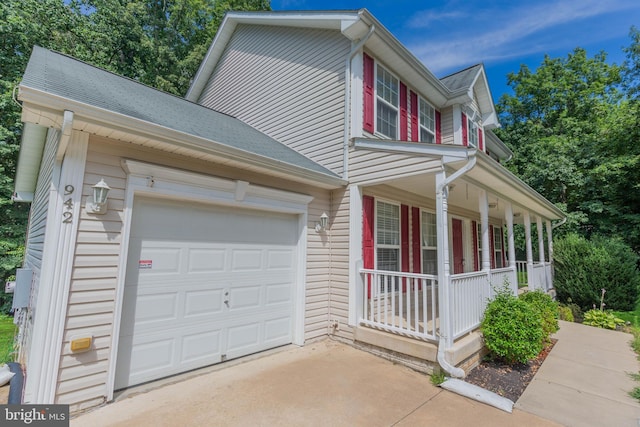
[19,86,346,190]
[186,11,360,102]
[352,138,474,163]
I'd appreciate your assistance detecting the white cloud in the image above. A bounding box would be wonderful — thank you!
[406,0,640,74]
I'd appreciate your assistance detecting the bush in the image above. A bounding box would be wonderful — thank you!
[520,290,559,343]
[582,309,625,330]
[557,304,574,322]
[481,288,544,364]
[554,234,640,312]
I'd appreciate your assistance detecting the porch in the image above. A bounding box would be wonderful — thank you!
[355,261,554,367]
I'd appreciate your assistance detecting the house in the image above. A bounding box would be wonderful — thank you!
[12,9,563,412]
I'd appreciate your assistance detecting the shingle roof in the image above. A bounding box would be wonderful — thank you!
[440,64,482,92]
[21,46,339,179]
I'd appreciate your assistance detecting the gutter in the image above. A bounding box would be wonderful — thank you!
[342,24,375,180]
[552,216,567,229]
[435,152,477,378]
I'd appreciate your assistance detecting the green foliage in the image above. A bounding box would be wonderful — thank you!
[554,233,640,312]
[0,314,16,364]
[430,370,446,386]
[557,304,574,322]
[481,288,544,364]
[497,33,640,254]
[582,309,625,330]
[520,291,559,343]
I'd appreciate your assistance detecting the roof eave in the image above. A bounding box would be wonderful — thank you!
[19,85,346,190]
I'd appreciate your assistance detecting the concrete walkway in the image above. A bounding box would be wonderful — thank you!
[71,321,640,427]
[517,320,640,427]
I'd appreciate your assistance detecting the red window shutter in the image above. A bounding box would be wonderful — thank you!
[472,220,479,271]
[461,112,468,146]
[400,82,408,141]
[478,128,484,151]
[501,227,507,267]
[411,207,421,273]
[490,225,495,269]
[362,195,375,269]
[363,195,375,299]
[363,53,375,133]
[435,110,442,144]
[410,91,418,141]
[401,204,409,273]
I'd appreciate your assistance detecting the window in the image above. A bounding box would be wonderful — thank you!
[494,226,504,268]
[376,201,400,271]
[419,98,435,143]
[421,211,437,275]
[376,65,399,139]
[468,119,479,148]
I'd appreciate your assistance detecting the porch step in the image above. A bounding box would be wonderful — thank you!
[354,326,486,375]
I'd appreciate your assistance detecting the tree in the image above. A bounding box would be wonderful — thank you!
[496,36,640,254]
[0,0,271,312]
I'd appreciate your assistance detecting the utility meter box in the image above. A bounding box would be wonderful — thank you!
[12,268,33,309]
[4,281,15,294]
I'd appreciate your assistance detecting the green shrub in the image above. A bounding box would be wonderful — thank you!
[554,234,640,311]
[583,309,625,330]
[520,290,559,343]
[557,304,574,322]
[481,289,544,364]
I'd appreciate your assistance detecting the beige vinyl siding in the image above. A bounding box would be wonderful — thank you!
[349,148,443,184]
[198,24,350,175]
[441,106,454,145]
[17,128,59,365]
[56,135,333,410]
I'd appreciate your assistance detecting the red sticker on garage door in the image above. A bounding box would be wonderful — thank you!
[139,260,153,269]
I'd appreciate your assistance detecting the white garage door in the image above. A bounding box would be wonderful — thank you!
[115,197,299,389]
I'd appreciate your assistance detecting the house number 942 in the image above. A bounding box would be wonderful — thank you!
[62,184,74,224]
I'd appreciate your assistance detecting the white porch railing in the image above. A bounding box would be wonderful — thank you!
[516,261,554,292]
[359,269,438,341]
[450,271,491,339]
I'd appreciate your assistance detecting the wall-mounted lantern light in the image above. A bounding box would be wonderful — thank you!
[315,212,329,233]
[86,178,110,215]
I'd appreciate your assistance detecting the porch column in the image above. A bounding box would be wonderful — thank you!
[524,211,534,290]
[546,220,553,264]
[505,203,517,295]
[478,189,491,273]
[435,171,453,348]
[537,216,545,264]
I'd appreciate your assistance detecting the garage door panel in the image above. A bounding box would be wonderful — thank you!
[187,248,226,273]
[183,289,224,318]
[117,197,298,389]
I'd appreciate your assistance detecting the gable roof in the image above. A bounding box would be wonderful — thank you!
[440,64,483,92]
[18,46,342,187]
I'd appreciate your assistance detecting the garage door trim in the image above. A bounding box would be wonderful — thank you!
[107,160,313,400]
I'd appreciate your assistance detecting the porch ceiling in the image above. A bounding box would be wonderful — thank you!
[376,150,564,222]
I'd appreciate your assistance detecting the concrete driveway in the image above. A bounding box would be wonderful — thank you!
[72,340,557,427]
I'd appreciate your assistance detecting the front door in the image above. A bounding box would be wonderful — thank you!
[452,219,464,274]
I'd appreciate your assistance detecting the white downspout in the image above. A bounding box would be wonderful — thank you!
[436,153,477,378]
[342,24,375,180]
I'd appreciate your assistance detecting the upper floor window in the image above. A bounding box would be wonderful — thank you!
[376,65,399,139]
[376,200,400,271]
[468,119,479,148]
[419,98,435,143]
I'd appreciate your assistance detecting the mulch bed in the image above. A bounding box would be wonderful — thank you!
[464,339,557,402]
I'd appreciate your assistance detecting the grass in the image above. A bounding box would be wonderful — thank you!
[517,271,528,288]
[0,314,16,365]
[612,300,640,328]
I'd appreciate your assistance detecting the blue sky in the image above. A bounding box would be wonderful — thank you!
[270,0,640,101]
